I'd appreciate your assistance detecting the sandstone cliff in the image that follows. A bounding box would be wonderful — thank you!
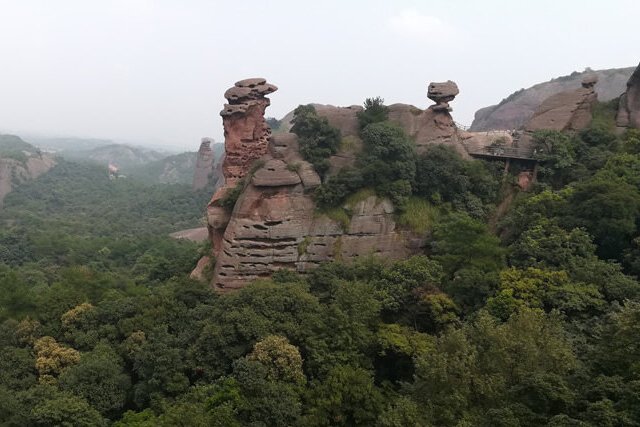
[471,67,634,131]
[192,138,216,190]
[201,80,486,290]
[516,74,599,151]
[198,79,537,291]
[0,135,56,206]
[616,62,640,131]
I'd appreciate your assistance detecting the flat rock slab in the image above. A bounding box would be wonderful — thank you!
[252,159,301,187]
[170,227,209,242]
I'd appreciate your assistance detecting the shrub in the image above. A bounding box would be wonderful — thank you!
[290,105,341,178]
[398,197,441,234]
[360,122,416,199]
[314,168,364,208]
[219,179,245,211]
[357,97,389,130]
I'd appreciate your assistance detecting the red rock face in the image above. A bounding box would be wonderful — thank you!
[210,78,277,204]
[204,78,278,262]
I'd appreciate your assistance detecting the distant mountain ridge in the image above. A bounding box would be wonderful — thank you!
[470,67,635,131]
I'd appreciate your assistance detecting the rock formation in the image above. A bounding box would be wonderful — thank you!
[523,74,598,135]
[616,63,640,131]
[205,78,278,263]
[192,137,216,190]
[471,67,635,131]
[218,78,278,186]
[498,74,598,155]
[0,135,56,206]
[427,80,459,112]
[199,78,529,292]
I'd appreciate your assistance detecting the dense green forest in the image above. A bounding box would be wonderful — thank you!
[2,99,640,426]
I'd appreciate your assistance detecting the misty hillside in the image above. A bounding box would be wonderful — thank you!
[127,151,197,185]
[61,143,167,169]
[0,134,40,161]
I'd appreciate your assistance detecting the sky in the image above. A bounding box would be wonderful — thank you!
[0,0,638,151]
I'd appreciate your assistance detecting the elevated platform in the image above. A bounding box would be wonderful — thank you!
[465,145,536,161]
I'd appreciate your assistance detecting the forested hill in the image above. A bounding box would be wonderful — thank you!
[0,159,211,269]
[1,102,640,425]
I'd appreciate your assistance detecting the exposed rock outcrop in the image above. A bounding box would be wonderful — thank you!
[0,135,56,206]
[616,63,640,131]
[218,78,278,186]
[427,80,459,111]
[471,67,634,131]
[523,74,598,133]
[192,138,216,190]
[205,78,278,262]
[502,74,598,154]
[200,79,526,292]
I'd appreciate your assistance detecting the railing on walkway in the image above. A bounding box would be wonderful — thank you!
[465,144,536,160]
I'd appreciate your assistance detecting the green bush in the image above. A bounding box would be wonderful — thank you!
[290,105,341,178]
[357,97,389,130]
[398,197,441,234]
[360,122,416,200]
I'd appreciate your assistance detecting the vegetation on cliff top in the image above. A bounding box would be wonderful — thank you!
[290,105,341,178]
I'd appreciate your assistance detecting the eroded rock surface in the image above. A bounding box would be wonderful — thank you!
[0,149,56,206]
[218,78,278,188]
[192,138,216,190]
[471,67,633,131]
[523,74,598,133]
[428,80,459,111]
[198,78,511,291]
[617,63,640,131]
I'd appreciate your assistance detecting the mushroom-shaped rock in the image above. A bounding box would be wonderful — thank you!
[582,73,598,88]
[428,80,459,111]
[251,159,301,187]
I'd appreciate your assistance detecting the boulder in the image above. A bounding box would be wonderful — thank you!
[428,80,459,111]
[251,159,301,187]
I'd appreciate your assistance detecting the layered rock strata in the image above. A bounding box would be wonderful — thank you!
[210,131,414,291]
[200,78,521,291]
[206,78,278,256]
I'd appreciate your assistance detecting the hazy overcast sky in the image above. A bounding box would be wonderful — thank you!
[0,0,638,150]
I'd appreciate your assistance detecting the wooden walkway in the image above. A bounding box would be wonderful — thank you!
[465,145,536,161]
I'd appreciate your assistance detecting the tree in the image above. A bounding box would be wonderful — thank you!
[290,105,342,178]
[303,365,384,426]
[30,392,106,427]
[410,309,576,426]
[357,97,389,130]
[566,177,640,260]
[533,130,576,188]
[247,335,305,385]
[59,342,131,417]
[431,213,505,276]
[359,122,416,208]
[486,268,605,320]
[33,336,80,385]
